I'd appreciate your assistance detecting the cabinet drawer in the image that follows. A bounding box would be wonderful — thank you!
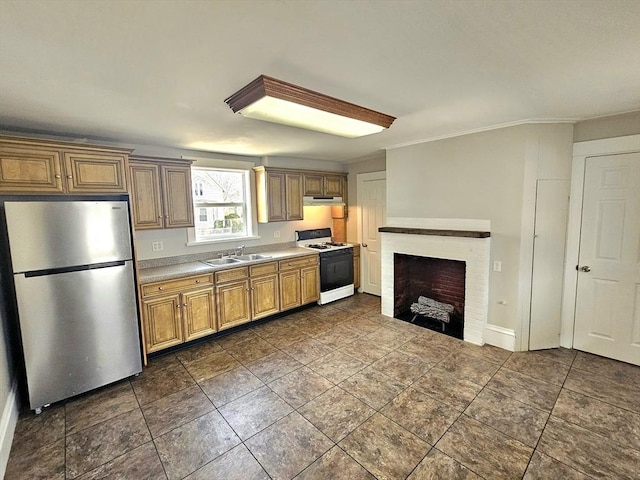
[215,266,249,284]
[278,255,318,271]
[249,261,278,277]
[141,273,214,297]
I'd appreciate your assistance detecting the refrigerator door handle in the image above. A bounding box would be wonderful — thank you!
[23,260,127,278]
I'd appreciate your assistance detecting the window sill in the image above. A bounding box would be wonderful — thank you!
[186,235,261,247]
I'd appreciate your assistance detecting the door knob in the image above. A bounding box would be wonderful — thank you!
[362,243,368,247]
[579,265,591,272]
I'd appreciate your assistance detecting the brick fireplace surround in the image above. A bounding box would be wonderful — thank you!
[380,218,491,345]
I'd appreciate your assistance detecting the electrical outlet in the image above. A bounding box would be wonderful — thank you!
[152,241,164,252]
[273,231,281,238]
[493,261,502,272]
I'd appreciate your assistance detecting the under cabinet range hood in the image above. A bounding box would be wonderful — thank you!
[303,195,345,206]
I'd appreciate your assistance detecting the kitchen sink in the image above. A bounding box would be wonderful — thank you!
[234,254,272,261]
[203,257,243,266]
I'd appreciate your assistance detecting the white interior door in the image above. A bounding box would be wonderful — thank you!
[358,172,386,296]
[529,180,570,350]
[574,153,640,365]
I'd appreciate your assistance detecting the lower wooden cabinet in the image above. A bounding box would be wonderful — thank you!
[141,293,184,353]
[251,273,280,320]
[216,279,251,331]
[140,274,215,354]
[279,270,302,311]
[216,263,281,330]
[140,255,319,356]
[182,288,216,341]
[301,265,320,304]
[279,255,319,311]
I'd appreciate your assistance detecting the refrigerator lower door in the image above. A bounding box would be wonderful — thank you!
[14,261,142,410]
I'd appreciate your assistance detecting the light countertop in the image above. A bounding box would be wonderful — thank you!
[138,247,317,284]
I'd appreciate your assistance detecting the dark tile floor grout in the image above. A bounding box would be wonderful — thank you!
[5,293,640,479]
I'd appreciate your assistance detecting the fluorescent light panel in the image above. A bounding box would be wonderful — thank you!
[225,75,395,138]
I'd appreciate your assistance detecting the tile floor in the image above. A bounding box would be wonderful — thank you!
[5,293,640,479]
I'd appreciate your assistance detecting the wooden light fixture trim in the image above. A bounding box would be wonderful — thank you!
[224,75,395,129]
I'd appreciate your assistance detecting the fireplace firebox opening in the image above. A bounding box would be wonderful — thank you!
[393,253,466,339]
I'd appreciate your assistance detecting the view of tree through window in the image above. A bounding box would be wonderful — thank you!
[191,167,251,241]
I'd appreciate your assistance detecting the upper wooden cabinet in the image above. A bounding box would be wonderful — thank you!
[304,173,345,197]
[254,166,347,223]
[0,136,129,194]
[129,156,194,230]
[254,167,303,223]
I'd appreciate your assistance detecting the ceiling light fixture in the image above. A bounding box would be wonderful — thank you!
[224,75,395,138]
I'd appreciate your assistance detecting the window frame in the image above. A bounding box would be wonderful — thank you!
[187,163,259,245]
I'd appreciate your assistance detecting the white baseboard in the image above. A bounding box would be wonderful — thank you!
[0,378,19,479]
[484,324,516,351]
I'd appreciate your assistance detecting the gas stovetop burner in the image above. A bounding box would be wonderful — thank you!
[305,243,331,250]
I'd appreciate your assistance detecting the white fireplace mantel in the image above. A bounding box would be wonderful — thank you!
[380,218,491,345]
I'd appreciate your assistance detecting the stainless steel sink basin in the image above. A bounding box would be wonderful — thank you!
[234,254,272,261]
[203,257,243,266]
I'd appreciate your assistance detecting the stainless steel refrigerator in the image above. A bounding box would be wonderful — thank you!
[4,200,142,412]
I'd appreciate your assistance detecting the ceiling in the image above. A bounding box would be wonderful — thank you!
[1,0,639,163]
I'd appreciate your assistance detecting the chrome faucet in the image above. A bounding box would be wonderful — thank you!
[236,244,245,256]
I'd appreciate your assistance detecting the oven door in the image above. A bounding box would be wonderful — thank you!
[319,248,354,292]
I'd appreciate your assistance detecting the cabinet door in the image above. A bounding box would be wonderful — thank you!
[324,175,344,196]
[303,174,324,196]
[129,162,163,230]
[216,280,251,331]
[0,145,64,193]
[266,171,287,222]
[142,294,183,353]
[161,164,194,228]
[300,265,320,304]
[279,270,301,311]
[183,287,216,341]
[63,151,128,193]
[286,173,304,221]
[251,274,280,320]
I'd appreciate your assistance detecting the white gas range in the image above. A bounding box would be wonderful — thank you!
[296,228,355,305]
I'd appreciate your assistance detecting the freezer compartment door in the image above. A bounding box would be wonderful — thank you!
[14,261,142,410]
[5,200,132,273]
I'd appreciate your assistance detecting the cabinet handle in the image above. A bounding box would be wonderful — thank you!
[165,215,169,219]
[183,303,188,307]
[362,243,368,247]
[54,174,61,179]
[158,286,164,291]
[67,175,73,179]
[158,215,163,219]
[177,304,181,309]
[195,280,200,284]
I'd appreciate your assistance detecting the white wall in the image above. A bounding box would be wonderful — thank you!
[573,110,640,142]
[135,206,335,259]
[386,123,573,344]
